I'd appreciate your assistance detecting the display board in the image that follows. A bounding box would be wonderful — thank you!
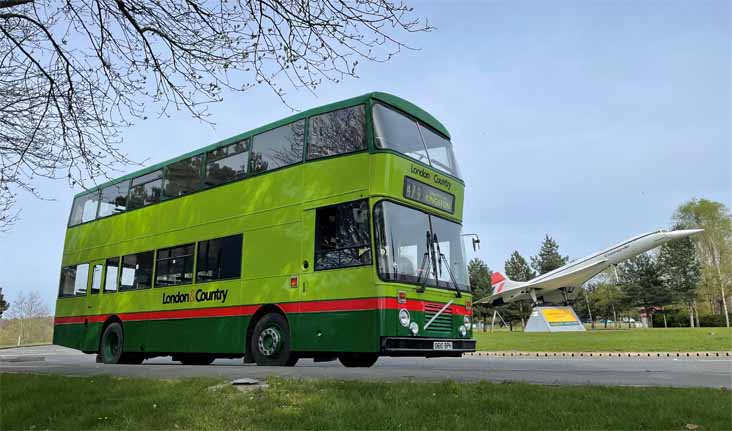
[524,306,585,332]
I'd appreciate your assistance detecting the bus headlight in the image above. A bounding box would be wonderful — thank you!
[463,316,470,328]
[459,325,467,337]
[409,322,419,336]
[398,309,410,327]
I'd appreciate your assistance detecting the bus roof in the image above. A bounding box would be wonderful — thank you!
[75,92,450,198]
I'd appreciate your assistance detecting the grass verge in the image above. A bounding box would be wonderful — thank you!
[473,327,732,352]
[1,373,730,430]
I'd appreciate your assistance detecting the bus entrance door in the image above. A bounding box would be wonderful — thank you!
[81,260,104,352]
[296,208,317,351]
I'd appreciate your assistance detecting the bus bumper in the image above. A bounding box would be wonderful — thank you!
[380,337,476,357]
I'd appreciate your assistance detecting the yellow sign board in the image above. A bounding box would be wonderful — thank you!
[541,308,579,326]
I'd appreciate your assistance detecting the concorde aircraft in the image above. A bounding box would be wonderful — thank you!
[476,229,703,307]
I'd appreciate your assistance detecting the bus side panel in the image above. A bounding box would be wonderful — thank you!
[80,322,104,352]
[294,310,380,352]
[53,323,84,350]
[138,316,247,354]
[292,265,378,352]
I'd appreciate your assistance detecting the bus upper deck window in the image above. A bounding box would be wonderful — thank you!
[204,140,249,188]
[69,192,100,226]
[128,170,163,210]
[251,120,305,173]
[98,181,130,218]
[307,105,366,160]
[163,156,202,199]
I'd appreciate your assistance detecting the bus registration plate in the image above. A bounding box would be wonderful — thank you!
[433,341,453,350]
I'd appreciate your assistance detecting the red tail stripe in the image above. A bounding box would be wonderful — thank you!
[491,272,506,285]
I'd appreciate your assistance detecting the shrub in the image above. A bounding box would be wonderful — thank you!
[652,309,690,327]
[697,314,729,327]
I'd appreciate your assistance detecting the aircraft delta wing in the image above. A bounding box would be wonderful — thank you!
[476,228,703,307]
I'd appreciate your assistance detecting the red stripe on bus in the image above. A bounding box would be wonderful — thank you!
[53,297,469,325]
[117,305,261,322]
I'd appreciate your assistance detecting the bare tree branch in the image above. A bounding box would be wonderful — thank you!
[0,0,431,229]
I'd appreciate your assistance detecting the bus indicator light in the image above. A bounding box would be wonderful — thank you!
[397,291,407,304]
[290,276,298,288]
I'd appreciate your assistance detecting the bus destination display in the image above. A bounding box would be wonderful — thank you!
[403,177,455,214]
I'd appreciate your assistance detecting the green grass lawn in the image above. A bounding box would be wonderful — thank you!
[473,328,732,352]
[1,373,730,430]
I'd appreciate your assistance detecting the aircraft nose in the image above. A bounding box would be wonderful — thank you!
[666,229,704,240]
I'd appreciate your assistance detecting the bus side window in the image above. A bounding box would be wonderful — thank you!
[204,141,249,188]
[250,120,305,173]
[314,199,372,271]
[90,264,103,295]
[73,263,89,296]
[68,192,100,226]
[163,156,202,199]
[120,251,154,290]
[196,234,243,282]
[98,181,129,218]
[155,244,195,286]
[58,266,77,297]
[104,257,120,293]
[128,170,163,210]
[307,105,366,160]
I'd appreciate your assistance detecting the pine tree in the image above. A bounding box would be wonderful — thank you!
[467,258,492,328]
[531,235,569,275]
[504,251,535,281]
[502,252,534,329]
[618,253,672,327]
[0,287,8,318]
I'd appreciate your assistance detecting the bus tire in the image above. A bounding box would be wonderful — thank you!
[339,352,379,368]
[99,322,124,364]
[250,313,295,366]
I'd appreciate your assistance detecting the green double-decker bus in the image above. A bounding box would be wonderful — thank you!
[53,92,476,367]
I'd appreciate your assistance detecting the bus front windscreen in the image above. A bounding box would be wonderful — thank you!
[373,103,461,178]
[374,201,470,291]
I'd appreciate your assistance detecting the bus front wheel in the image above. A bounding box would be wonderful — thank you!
[250,313,296,366]
[339,353,379,368]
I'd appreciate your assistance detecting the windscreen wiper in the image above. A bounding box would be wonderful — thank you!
[433,233,462,298]
[416,230,433,293]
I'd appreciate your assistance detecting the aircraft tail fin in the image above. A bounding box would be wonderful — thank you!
[491,272,523,294]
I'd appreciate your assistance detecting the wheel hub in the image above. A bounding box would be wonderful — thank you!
[258,327,281,357]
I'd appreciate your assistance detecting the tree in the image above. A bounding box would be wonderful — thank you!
[673,199,732,327]
[0,1,430,228]
[502,251,534,329]
[618,253,671,328]
[584,281,624,328]
[658,224,701,327]
[0,287,8,318]
[531,235,569,275]
[467,258,492,330]
[5,290,50,345]
[504,251,535,281]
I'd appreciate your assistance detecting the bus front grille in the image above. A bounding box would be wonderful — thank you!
[424,302,453,334]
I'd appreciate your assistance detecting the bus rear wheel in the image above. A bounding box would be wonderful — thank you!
[250,313,296,366]
[339,353,379,368]
[100,322,124,364]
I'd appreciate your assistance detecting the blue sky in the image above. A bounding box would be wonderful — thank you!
[1,1,730,310]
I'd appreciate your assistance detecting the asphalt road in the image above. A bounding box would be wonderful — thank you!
[1,345,730,388]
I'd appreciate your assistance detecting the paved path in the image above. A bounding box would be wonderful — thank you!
[1,345,730,388]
